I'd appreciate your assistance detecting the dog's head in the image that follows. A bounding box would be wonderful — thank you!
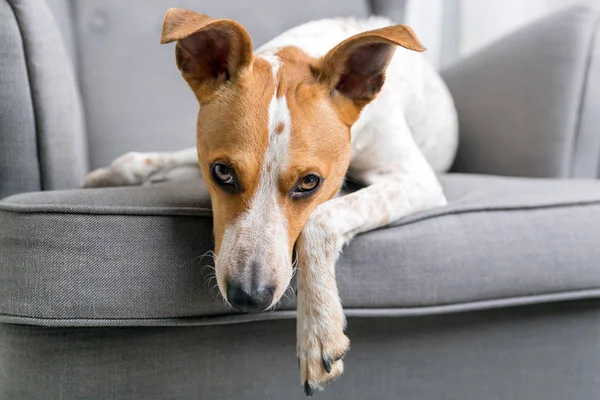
[161,8,424,312]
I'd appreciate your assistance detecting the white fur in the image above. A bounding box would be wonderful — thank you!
[216,57,294,304]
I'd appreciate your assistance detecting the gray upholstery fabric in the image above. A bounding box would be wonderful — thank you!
[443,6,600,178]
[72,0,371,170]
[368,0,407,23]
[0,0,87,198]
[44,0,77,66]
[0,1,42,198]
[1,174,599,326]
[1,302,599,400]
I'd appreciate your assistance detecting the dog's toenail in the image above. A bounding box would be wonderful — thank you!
[304,381,314,397]
[323,356,332,373]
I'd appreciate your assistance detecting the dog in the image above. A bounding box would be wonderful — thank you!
[84,8,458,396]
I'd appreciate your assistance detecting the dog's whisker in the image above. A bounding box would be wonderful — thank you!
[204,273,216,281]
[204,276,217,289]
[281,291,293,307]
[209,283,222,298]
[202,264,217,281]
[290,264,298,280]
[200,264,216,275]
[183,251,216,274]
[182,255,204,269]
[199,250,216,262]
[284,284,296,302]
[266,297,282,312]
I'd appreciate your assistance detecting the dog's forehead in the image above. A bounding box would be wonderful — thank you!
[218,51,316,164]
[257,48,343,146]
[255,53,294,184]
[200,49,343,198]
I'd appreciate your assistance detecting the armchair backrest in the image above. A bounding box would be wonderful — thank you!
[50,0,406,170]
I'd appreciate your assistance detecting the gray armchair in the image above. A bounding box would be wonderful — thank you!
[1,1,599,399]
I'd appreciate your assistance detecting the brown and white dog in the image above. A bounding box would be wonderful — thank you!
[85,8,458,396]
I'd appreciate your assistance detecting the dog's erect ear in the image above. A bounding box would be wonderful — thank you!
[313,24,424,123]
[160,8,253,101]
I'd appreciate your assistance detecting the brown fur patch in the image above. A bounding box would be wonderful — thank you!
[275,122,285,135]
[195,56,275,253]
[272,46,353,251]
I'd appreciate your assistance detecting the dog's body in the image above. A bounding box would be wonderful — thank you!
[85,12,457,396]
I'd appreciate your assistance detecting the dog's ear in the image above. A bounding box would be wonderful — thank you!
[312,25,425,124]
[160,8,253,102]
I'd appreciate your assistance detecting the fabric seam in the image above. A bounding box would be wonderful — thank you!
[0,199,599,232]
[0,288,598,326]
[379,199,600,233]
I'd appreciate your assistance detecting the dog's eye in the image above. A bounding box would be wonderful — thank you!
[211,163,239,193]
[291,174,322,199]
[212,163,233,184]
[299,175,319,191]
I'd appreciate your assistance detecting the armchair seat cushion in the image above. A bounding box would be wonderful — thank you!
[1,174,599,327]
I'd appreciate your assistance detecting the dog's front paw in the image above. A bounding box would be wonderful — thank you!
[297,304,349,396]
[83,166,115,188]
[296,209,349,395]
[84,152,158,188]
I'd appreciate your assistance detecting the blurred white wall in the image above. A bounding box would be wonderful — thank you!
[405,0,600,69]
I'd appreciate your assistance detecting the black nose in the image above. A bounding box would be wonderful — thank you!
[226,283,274,313]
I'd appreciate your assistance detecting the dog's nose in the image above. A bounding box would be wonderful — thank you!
[226,283,274,313]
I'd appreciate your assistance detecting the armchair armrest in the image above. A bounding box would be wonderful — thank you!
[0,0,86,199]
[442,6,600,179]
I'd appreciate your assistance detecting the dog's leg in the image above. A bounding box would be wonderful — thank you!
[297,173,446,394]
[84,148,199,188]
[297,127,447,394]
